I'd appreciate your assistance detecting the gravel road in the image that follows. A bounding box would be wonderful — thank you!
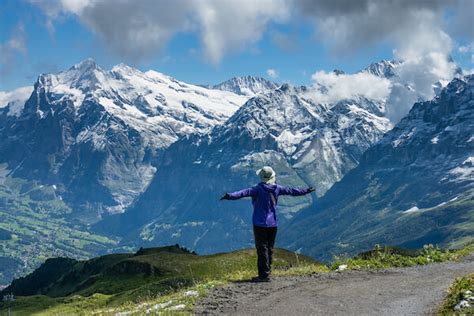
[195,253,474,315]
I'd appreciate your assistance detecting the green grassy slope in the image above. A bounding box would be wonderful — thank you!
[0,245,323,315]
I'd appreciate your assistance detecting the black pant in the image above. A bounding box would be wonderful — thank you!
[253,225,277,279]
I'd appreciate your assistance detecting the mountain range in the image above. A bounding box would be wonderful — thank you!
[0,58,472,285]
[102,83,392,253]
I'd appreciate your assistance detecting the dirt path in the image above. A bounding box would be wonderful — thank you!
[195,253,474,315]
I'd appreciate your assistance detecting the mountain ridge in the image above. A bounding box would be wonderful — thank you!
[281,74,474,260]
[212,75,279,96]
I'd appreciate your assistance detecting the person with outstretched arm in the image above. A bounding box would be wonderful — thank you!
[220,166,315,282]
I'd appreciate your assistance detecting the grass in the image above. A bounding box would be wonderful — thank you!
[329,243,474,271]
[438,273,474,315]
[1,242,472,315]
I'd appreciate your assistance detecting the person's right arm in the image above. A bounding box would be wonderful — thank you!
[278,185,315,196]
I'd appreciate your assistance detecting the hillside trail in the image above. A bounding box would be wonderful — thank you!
[195,253,474,315]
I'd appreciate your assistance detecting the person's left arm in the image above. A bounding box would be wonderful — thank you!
[278,185,315,196]
[220,187,255,200]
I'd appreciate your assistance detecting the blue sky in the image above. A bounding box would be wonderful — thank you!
[0,0,473,91]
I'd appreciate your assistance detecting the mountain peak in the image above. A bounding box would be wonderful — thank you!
[70,58,99,72]
[213,76,279,96]
[111,63,141,75]
[363,59,401,78]
[277,83,292,92]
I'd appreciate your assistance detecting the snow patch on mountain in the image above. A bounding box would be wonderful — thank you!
[402,206,420,214]
[449,157,474,182]
[276,130,307,156]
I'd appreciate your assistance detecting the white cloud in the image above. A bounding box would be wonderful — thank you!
[310,71,392,104]
[31,0,289,63]
[298,0,462,123]
[295,0,452,54]
[266,68,278,79]
[29,1,471,71]
[309,49,459,124]
[196,0,289,64]
[383,52,458,123]
[0,86,33,116]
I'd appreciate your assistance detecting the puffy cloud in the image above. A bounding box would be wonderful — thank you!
[266,68,278,79]
[385,53,458,122]
[385,19,458,123]
[31,0,289,63]
[310,71,392,104]
[196,0,289,64]
[298,0,463,123]
[294,0,453,53]
[310,54,459,124]
[30,1,471,67]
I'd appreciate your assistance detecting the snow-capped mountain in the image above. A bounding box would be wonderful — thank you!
[104,82,392,253]
[281,75,474,260]
[212,76,279,96]
[32,59,247,149]
[0,59,248,217]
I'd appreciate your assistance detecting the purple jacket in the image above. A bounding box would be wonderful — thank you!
[227,183,312,227]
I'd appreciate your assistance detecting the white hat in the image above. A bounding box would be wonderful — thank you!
[256,166,276,184]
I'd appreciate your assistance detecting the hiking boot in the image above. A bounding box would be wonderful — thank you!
[251,276,271,283]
